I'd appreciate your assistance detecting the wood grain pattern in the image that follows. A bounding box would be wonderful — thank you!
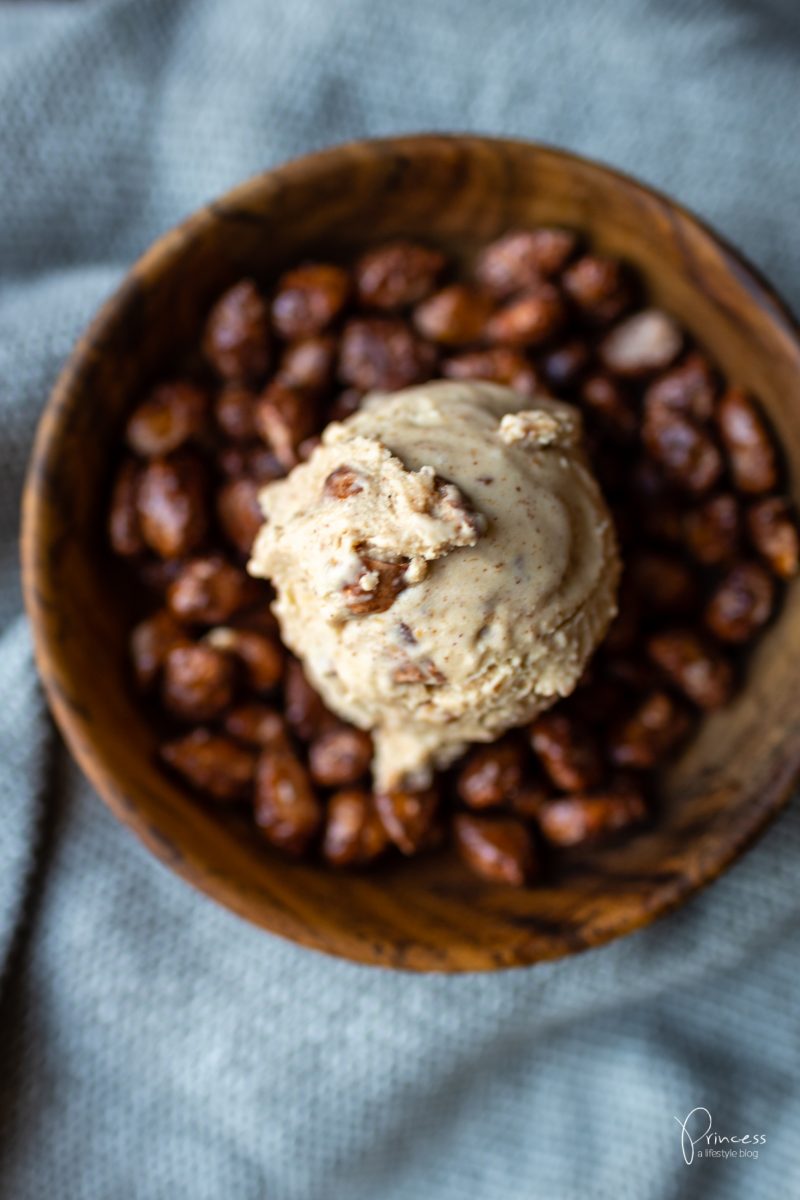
[21,135,800,971]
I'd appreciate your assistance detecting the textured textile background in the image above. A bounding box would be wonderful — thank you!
[1,1,799,1196]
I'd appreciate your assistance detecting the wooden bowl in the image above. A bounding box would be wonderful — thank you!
[22,135,800,971]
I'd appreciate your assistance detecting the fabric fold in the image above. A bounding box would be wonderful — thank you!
[0,620,52,979]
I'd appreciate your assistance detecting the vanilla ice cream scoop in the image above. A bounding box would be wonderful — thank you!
[249,381,620,789]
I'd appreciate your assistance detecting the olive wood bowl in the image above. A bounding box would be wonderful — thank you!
[21,135,800,971]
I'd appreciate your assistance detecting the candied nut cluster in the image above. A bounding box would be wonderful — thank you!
[108,232,798,887]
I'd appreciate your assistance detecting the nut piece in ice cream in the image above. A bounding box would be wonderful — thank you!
[249,381,620,789]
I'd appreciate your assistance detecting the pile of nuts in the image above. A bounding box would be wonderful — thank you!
[108,229,798,886]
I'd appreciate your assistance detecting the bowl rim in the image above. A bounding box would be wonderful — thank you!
[20,132,800,971]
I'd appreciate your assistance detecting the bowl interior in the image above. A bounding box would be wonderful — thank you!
[23,136,800,970]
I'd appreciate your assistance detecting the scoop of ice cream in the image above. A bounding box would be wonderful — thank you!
[249,381,620,788]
